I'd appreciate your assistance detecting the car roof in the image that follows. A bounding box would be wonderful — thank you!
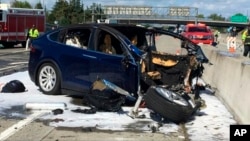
[62,23,145,29]
[60,23,149,36]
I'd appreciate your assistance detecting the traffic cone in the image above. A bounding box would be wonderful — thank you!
[229,47,235,53]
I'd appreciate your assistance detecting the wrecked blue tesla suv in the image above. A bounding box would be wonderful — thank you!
[28,23,210,123]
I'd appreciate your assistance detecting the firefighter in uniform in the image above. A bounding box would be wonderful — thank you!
[241,23,250,58]
[25,25,39,50]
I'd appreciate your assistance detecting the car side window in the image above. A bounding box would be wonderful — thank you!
[64,28,90,49]
[49,30,64,42]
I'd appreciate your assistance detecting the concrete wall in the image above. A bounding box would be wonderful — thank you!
[201,46,250,124]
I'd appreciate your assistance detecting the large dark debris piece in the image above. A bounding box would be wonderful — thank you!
[83,79,126,112]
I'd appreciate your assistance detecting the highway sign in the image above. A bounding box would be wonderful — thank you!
[230,15,248,23]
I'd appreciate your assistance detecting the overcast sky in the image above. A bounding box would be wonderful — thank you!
[2,0,250,18]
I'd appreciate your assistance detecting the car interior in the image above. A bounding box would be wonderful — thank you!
[64,28,91,49]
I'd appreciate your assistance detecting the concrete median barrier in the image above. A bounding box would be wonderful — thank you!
[201,46,250,124]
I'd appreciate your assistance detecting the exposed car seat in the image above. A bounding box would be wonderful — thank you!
[66,35,82,48]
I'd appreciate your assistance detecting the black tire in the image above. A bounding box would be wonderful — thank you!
[144,86,194,123]
[37,63,61,95]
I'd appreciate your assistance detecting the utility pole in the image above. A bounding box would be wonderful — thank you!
[83,5,85,23]
[92,3,95,23]
[195,8,198,25]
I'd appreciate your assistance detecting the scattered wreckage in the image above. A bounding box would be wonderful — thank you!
[28,24,213,123]
[81,28,213,123]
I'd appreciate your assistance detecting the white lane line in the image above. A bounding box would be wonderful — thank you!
[12,50,29,53]
[0,65,20,71]
[0,62,28,71]
[0,111,47,141]
[9,62,28,65]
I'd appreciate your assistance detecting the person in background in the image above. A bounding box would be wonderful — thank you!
[224,26,232,42]
[241,23,250,58]
[229,26,237,37]
[25,25,39,50]
[227,26,232,36]
[174,24,180,33]
[214,29,220,43]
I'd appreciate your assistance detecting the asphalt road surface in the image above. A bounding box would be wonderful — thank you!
[0,47,29,77]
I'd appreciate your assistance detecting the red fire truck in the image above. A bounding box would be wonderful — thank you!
[0,4,45,48]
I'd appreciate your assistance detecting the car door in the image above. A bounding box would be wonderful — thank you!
[58,27,94,94]
[87,28,139,94]
[59,26,139,95]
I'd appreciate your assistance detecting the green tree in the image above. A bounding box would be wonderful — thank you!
[207,14,227,32]
[34,2,43,9]
[67,0,84,24]
[11,0,32,8]
[49,0,69,25]
[47,0,86,25]
[197,14,204,18]
[208,13,225,21]
[47,11,56,24]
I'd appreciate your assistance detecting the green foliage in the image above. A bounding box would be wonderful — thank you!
[34,2,43,9]
[11,0,32,8]
[207,13,225,21]
[47,0,87,25]
[46,1,106,25]
[197,14,204,18]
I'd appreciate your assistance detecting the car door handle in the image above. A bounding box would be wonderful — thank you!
[82,54,97,59]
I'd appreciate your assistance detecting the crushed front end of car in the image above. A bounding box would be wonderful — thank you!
[141,51,206,123]
[129,29,211,123]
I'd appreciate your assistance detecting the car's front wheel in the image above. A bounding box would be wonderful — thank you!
[144,86,194,123]
[37,63,61,95]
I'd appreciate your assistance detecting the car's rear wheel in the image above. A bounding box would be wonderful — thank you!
[37,63,61,95]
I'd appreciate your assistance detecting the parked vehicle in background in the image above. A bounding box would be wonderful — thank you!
[181,23,214,45]
[166,25,176,32]
[0,3,45,48]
